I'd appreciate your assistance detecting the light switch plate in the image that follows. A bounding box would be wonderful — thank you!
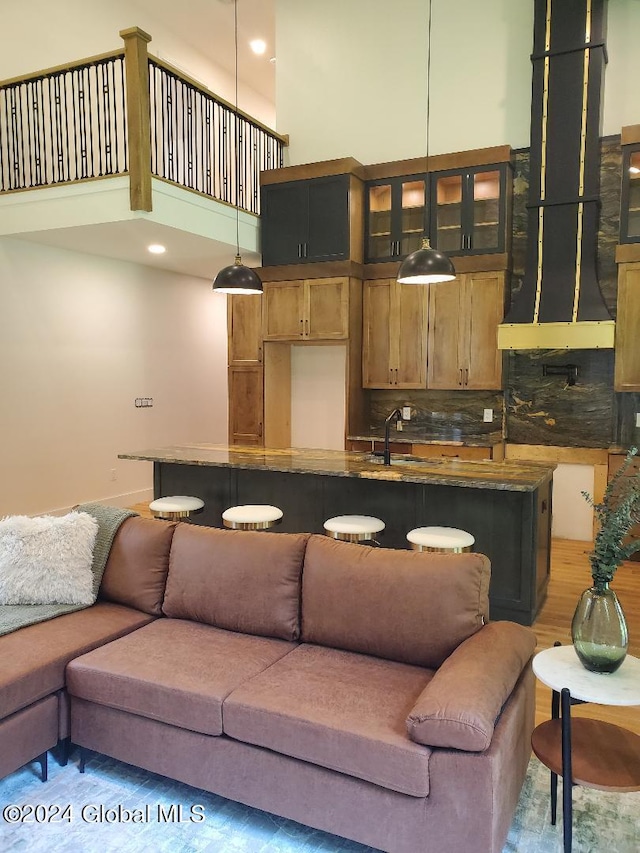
[402,406,411,420]
[636,412,640,428]
[483,408,494,423]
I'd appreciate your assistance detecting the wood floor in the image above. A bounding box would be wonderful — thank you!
[132,503,640,735]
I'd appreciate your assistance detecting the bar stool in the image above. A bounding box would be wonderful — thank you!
[407,526,474,553]
[149,495,204,521]
[222,504,283,531]
[324,515,385,544]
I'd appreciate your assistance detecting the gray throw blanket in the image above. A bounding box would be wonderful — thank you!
[0,503,137,637]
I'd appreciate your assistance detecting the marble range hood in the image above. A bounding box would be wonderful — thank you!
[497,0,615,351]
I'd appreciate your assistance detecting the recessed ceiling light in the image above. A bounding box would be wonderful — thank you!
[250,39,267,55]
[147,244,166,254]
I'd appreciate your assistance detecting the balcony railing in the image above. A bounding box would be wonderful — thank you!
[0,27,286,215]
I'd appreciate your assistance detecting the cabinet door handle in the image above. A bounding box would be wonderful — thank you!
[464,368,469,385]
[258,422,263,438]
[389,368,394,385]
[297,243,301,258]
[395,368,399,384]
[305,318,309,335]
[303,243,308,258]
[458,368,463,386]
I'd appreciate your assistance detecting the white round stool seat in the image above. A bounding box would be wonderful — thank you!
[324,515,385,543]
[407,526,475,553]
[149,495,204,520]
[222,504,283,530]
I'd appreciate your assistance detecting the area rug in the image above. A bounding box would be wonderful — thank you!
[0,752,638,852]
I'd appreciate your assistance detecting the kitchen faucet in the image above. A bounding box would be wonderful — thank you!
[383,408,403,465]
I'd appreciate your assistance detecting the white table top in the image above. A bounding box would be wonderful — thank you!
[533,646,640,706]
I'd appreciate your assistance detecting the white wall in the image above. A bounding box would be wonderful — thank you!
[276,0,640,166]
[0,0,274,128]
[290,346,346,451]
[0,237,228,516]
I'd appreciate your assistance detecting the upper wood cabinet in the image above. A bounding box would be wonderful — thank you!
[365,175,427,263]
[362,278,428,388]
[427,271,505,390]
[614,261,640,391]
[228,294,263,365]
[261,175,351,266]
[430,164,511,256]
[263,277,350,341]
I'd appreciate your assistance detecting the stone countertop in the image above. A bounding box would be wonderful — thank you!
[347,431,504,448]
[119,444,555,492]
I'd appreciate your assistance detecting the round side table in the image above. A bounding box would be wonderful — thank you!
[531,645,640,853]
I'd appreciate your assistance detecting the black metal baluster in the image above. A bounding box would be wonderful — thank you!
[120,57,128,172]
[10,86,23,189]
[87,66,95,178]
[0,87,5,190]
[149,63,157,177]
[204,98,215,196]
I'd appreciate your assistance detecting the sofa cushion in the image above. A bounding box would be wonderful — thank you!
[162,525,309,641]
[223,643,434,797]
[301,536,490,668]
[99,516,177,616]
[0,603,154,721]
[66,619,297,736]
[407,621,537,752]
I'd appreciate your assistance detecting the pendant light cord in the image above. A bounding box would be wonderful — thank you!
[426,0,432,170]
[234,0,240,257]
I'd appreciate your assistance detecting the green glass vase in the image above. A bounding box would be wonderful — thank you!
[571,583,629,673]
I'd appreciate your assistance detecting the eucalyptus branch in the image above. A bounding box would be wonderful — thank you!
[584,447,640,586]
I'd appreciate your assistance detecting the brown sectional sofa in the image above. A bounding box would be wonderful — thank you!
[1,515,537,853]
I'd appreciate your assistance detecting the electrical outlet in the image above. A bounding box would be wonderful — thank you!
[483,408,494,423]
[396,420,403,431]
[402,406,411,420]
[636,412,640,428]
[110,468,117,481]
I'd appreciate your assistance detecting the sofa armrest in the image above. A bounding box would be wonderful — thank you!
[406,621,536,752]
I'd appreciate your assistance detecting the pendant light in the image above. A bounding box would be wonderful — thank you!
[397,0,455,286]
[213,0,263,295]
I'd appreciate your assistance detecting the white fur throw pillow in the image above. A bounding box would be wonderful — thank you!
[0,512,98,605]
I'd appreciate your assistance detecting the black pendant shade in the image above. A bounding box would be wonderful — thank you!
[212,0,262,297]
[397,237,455,284]
[396,0,455,287]
[213,255,263,295]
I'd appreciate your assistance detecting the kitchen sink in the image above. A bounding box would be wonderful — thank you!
[367,455,445,466]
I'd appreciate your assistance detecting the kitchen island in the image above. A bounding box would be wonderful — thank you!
[119,444,555,625]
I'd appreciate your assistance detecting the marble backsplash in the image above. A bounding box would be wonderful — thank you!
[365,138,637,450]
[365,390,504,444]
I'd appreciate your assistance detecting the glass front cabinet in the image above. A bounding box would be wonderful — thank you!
[430,164,509,255]
[365,175,427,263]
[620,144,640,243]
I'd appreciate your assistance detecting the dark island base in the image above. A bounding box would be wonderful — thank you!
[154,463,551,626]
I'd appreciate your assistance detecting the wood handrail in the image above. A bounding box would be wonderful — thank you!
[148,54,287,145]
[0,49,125,88]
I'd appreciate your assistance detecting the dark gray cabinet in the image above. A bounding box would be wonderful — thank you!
[430,163,510,255]
[620,143,640,243]
[365,174,427,263]
[261,175,350,266]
